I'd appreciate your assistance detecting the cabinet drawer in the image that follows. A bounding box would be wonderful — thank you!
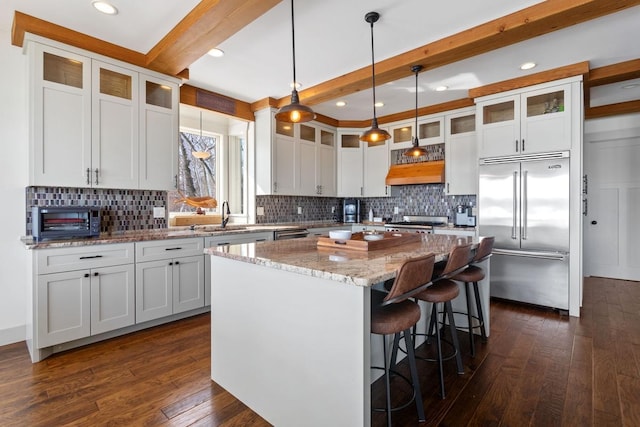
[135,238,204,262]
[36,243,135,274]
[205,232,271,247]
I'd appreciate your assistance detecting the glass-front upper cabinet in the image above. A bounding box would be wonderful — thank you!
[477,82,573,158]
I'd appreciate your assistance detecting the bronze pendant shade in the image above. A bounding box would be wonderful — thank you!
[360,11,391,143]
[404,64,428,157]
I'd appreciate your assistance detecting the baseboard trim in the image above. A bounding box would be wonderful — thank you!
[0,324,25,347]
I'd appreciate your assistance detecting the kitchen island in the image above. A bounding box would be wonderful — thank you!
[205,233,487,427]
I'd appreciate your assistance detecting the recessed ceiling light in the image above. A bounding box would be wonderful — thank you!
[435,86,448,92]
[621,83,640,89]
[289,82,301,89]
[520,62,536,70]
[374,101,384,108]
[207,48,224,58]
[92,1,118,15]
[336,101,347,107]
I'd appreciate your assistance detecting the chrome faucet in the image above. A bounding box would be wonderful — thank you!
[221,201,230,228]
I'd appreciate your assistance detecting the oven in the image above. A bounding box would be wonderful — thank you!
[384,215,448,234]
[32,206,101,241]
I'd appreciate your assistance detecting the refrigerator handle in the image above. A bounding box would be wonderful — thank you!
[522,170,528,240]
[512,171,518,239]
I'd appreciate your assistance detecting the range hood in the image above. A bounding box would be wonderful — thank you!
[385,160,445,185]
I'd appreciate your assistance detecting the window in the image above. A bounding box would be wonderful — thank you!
[169,106,248,220]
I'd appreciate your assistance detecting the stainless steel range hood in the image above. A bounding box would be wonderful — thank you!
[385,160,445,185]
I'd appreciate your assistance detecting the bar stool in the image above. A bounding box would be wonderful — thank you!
[413,243,471,399]
[450,236,494,357]
[371,253,435,426]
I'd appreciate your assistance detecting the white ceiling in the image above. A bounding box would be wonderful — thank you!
[2,0,640,121]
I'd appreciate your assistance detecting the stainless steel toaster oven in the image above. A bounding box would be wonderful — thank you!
[32,206,101,241]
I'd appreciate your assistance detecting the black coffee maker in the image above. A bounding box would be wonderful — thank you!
[343,199,360,223]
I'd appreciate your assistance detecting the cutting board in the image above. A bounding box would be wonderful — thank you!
[316,231,422,251]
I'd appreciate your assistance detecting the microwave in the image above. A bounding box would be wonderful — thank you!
[32,206,101,241]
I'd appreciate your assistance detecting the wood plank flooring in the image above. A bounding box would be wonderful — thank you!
[1,276,639,426]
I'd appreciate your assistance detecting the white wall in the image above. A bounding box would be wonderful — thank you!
[0,26,30,345]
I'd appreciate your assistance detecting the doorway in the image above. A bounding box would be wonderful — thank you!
[583,114,640,281]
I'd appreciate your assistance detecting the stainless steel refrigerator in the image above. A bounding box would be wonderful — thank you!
[478,151,569,310]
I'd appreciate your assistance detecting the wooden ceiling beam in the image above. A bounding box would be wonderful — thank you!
[289,0,640,107]
[586,59,640,87]
[145,0,282,76]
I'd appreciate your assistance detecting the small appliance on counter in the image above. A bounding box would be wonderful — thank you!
[32,206,101,241]
[343,199,361,223]
[454,205,476,227]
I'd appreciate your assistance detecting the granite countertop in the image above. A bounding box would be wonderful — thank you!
[206,233,479,288]
[21,221,347,249]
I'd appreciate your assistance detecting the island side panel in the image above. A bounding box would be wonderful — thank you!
[210,255,371,427]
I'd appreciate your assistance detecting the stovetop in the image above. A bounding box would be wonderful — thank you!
[385,215,449,228]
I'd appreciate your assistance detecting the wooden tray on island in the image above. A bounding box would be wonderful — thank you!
[316,231,422,251]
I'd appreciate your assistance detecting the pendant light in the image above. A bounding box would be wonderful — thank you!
[192,111,211,160]
[360,12,391,144]
[403,65,428,157]
[274,0,315,123]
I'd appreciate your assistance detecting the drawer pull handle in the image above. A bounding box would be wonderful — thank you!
[217,242,230,246]
[165,247,182,251]
[79,255,103,260]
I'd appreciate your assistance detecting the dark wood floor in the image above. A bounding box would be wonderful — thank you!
[1,276,639,426]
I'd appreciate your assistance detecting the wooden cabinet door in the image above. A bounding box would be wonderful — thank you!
[37,270,90,347]
[172,255,205,314]
[445,110,477,195]
[30,44,92,187]
[90,264,135,335]
[337,133,363,197]
[92,60,139,189]
[135,260,172,323]
[273,135,296,195]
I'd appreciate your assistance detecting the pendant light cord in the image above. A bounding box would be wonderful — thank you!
[414,69,418,145]
[369,19,377,120]
[290,0,297,88]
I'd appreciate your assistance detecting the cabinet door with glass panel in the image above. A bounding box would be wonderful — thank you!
[444,108,477,195]
[140,74,179,190]
[477,82,573,158]
[92,60,139,189]
[337,132,363,197]
[29,43,92,187]
[390,116,444,151]
[317,127,336,196]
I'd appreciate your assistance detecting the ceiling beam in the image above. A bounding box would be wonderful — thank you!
[285,0,640,108]
[586,58,640,87]
[12,0,282,78]
[145,0,282,76]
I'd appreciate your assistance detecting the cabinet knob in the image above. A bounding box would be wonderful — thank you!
[84,273,90,278]
[174,261,180,265]
[94,272,99,276]
[169,262,173,266]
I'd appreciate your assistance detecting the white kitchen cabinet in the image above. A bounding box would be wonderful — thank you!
[34,243,135,348]
[204,232,272,306]
[337,131,389,197]
[307,225,351,237]
[29,43,92,187]
[444,108,477,195]
[139,74,179,190]
[433,227,477,237]
[476,80,576,158]
[135,238,205,323]
[255,108,337,197]
[337,132,364,197]
[317,128,336,196]
[26,36,179,190]
[363,139,390,197]
[390,116,444,151]
[91,60,139,189]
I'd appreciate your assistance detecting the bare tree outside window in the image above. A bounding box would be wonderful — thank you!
[168,131,217,212]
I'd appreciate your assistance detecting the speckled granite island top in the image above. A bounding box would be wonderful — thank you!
[205,233,479,287]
